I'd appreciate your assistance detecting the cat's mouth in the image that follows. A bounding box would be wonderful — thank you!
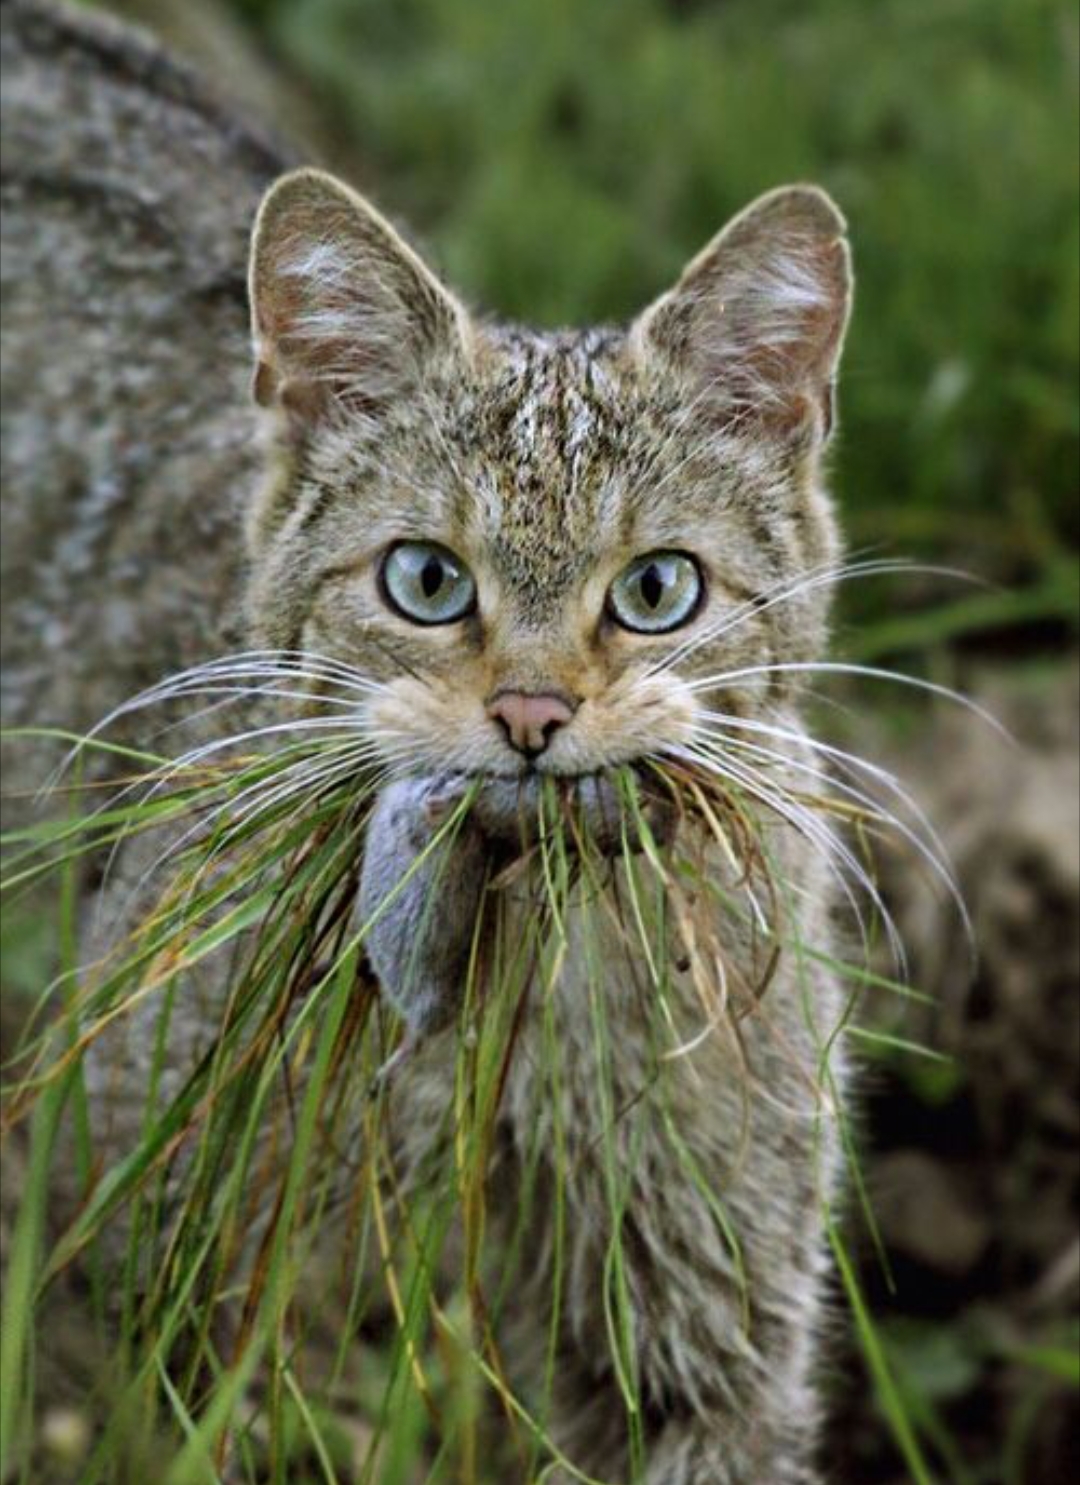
[431,767,677,856]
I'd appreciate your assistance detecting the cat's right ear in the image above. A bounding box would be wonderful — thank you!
[249,169,471,431]
[631,185,851,445]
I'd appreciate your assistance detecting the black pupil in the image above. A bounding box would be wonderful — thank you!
[420,554,445,598]
[639,563,666,610]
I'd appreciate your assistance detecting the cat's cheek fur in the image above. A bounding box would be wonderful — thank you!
[363,680,521,777]
[358,668,698,779]
[547,671,699,776]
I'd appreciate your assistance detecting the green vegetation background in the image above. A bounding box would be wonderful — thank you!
[223,0,1079,651]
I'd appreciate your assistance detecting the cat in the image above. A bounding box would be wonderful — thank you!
[241,166,851,1485]
[1,4,853,1480]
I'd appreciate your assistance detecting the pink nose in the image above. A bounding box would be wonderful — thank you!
[487,690,576,757]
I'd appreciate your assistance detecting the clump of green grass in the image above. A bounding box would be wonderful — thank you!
[1,652,953,1483]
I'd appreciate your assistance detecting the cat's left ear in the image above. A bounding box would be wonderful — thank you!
[631,185,852,443]
[249,169,471,431]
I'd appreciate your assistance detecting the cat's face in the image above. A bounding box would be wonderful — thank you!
[246,171,851,780]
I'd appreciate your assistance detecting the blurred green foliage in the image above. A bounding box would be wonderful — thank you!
[228,0,1078,619]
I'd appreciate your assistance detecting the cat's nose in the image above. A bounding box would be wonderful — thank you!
[487,690,576,758]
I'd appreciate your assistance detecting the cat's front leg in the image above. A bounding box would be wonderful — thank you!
[551,1268,825,1485]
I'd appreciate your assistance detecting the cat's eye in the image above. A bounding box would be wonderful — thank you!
[380,541,477,625]
[606,551,703,634]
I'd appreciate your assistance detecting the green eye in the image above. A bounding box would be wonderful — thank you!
[381,541,477,625]
[607,551,703,634]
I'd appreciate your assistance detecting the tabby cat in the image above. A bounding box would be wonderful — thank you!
[1,4,855,1478]
[239,167,852,1483]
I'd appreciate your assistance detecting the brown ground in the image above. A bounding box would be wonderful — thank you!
[829,657,1080,1484]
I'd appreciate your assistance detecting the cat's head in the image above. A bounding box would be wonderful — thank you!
[246,170,851,779]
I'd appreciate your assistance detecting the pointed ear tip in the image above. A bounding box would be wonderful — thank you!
[748,183,848,240]
[253,167,356,238]
[248,168,376,318]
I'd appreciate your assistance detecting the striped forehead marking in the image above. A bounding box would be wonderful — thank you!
[464,330,631,611]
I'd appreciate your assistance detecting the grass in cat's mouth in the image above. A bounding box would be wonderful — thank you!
[0,713,776,1195]
[0,670,898,1132]
[0,652,949,1480]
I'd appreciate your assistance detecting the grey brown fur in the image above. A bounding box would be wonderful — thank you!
[360,772,675,1040]
[357,775,490,1036]
[2,4,855,1480]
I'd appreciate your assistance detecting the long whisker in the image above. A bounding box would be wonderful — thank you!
[645,555,894,677]
[672,740,905,970]
[694,710,963,909]
[105,741,384,934]
[692,722,968,937]
[147,717,363,774]
[102,650,384,709]
[649,558,977,680]
[216,743,382,840]
[686,660,1010,737]
[141,685,366,723]
[43,647,388,796]
[668,740,873,940]
[103,715,364,829]
[90,710,372,911]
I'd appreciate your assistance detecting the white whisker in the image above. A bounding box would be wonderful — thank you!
[692,720,968,937]
[108,741,383,930]
[696,711,959,876]
[686,660,1010,736]
[672,740,905,971]
[44,647,390,795]
[650,557,975,679]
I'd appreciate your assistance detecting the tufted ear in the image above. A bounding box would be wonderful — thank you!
[249,168,471,431]
[632,185,852,443]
